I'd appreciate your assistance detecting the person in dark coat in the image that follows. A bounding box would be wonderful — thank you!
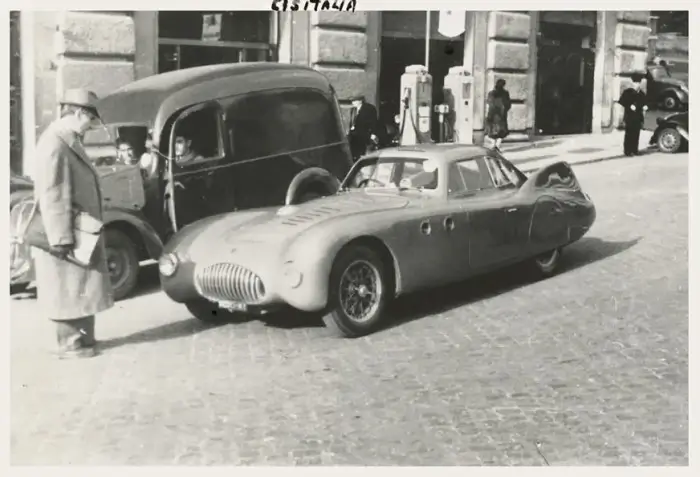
[485,79,512,150]
[32,89,114,359]
[617,72,649,156]
[348,95,380,161]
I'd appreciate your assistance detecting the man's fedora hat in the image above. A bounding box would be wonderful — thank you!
[60,89,101,117]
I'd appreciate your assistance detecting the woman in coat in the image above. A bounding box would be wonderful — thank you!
[485,79,512,150]
[32,89,114,359]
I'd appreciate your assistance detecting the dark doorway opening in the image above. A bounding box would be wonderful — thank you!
[379,37,464,141]
[535,19,597,135]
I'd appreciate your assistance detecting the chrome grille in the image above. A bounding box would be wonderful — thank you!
[194,263,266,304]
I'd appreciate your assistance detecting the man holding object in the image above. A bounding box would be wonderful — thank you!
[33,89,114,359]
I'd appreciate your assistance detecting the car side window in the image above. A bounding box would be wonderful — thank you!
[448,157,494,196]
[172,104,224,167]
[484,156,523,189]
[223,88,342,162]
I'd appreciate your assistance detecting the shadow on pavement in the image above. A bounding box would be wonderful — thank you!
[378,236,641,334]
[95,237,641,340]
[97,317,227,351]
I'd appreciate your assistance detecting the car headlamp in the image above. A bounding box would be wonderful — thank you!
[282,262,303,289]
[158,253,179,277]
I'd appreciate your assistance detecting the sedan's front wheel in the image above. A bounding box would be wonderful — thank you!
[323,245,390,338]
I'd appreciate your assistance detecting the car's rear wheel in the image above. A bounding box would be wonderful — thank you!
[657,127,683,153]
[662,94,679,111]
[104,229,140,301]
[323,245,390,338]
[185,299,247,324]
[532,248,562,277]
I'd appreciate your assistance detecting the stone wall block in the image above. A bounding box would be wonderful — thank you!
[57,11,135,56]
[311,29,367,65]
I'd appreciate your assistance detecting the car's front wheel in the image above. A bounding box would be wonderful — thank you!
[323,245,390,338]
[657,127,683,153]
[104,229,140,301]
[532,248,562,277]
[185,299,247,324]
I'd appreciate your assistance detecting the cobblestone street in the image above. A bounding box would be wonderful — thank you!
[10,152,688,466]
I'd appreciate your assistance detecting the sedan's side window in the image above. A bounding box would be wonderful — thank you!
[485,157,521,188]
[448,157,494,196]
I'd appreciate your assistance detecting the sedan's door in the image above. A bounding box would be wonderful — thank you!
[482,155,536,263]
[447,156,512,273]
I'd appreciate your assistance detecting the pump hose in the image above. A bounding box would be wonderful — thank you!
[398,100,434,146]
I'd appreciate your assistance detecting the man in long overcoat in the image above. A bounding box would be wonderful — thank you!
[617,72,648,156]
[33,89,114,359]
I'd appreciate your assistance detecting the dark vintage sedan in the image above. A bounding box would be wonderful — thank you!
[646,64,689,111]
[649,111,688,154]
[158,144,596,338]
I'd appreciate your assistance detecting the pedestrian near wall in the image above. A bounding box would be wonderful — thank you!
[484,79,512,150]
[32,89,114,359]
[617,72,648,156]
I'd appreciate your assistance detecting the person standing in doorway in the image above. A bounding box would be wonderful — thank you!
[348,95,380,161]
[32,89,114,359]
[485,79,512,150]
[617,72,648,156]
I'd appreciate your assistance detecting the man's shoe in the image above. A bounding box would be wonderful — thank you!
[56,347,98,360]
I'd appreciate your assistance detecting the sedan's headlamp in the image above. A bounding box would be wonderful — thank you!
[158,253,179,277]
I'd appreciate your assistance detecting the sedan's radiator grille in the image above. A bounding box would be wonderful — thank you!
[194,263,265,304]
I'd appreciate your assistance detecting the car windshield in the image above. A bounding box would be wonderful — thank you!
[650,66,671,80]
[83,125,151,166]
[346,157,439,191]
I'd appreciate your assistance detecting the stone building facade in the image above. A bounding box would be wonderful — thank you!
[15,10,651,174]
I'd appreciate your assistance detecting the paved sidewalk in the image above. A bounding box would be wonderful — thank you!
[502,130,655,173]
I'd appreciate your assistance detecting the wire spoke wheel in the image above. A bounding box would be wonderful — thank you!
[338,259,382,323]
[325,245,390,338]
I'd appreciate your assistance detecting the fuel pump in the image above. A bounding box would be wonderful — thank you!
[442,66,475,145]
[398,65,433,146]
[434,104,450,143]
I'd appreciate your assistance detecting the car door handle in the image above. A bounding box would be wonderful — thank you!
[506,207,518,213]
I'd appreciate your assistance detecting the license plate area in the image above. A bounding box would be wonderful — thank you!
[215,300,248,312]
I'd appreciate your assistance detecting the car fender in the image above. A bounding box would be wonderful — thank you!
[677,126,689,140]
[277,220,402,312]
[102,207,164,260]
[659,86,688,103]
[285,167,341,205]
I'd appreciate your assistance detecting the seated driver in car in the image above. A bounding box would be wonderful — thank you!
[116,138,138,166]
[174,134,204,165]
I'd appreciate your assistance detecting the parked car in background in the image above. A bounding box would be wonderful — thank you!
[10,172,35,294]
[649,111,688,153]
[159,144,596,338]
[645,63,689,111]
[10,63,354,300]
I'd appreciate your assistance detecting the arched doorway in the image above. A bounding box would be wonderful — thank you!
[535,11,597,135]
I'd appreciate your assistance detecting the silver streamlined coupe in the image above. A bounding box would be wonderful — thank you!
[158,144,596,337]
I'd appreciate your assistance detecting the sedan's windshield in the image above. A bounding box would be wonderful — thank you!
[346,157,439,191]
